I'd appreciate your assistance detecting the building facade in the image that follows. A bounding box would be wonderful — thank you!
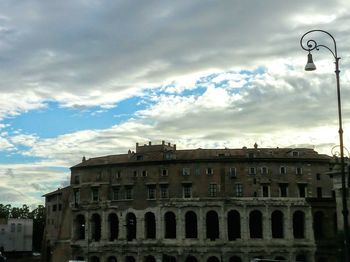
[0,218,33,252]
[44,142,338,262]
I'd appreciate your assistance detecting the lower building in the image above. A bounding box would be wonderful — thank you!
[0,218,33,252]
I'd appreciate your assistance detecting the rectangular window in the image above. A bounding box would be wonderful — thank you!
[316,173,321,180]
[209,184,217,197]
[161,169,168,177]
[262,185,269,197]
[279,183,288,197]
[147,185,156,199]
[11,223,15,233]
[296,167,303,175]
[249,167,256,175]
[17,223,22,232]
[142,170,148,177]
[235,184,243,197]
[195,167,201,176]
[261,167,268,175]
[229,167,237,178]
[280,166,286,175]
[292,151,299,157]
[116,171,121,179]
[298,184,307,198]
[136,155,144,160]
[160,184,169,198]
[183,184,192,198]
[317,187,323,198]
[53,204,57,212]
[74,189,80,205]
[112,186,120,200]
[91,187,99,202]
[125,186,133,200]
[74,175,80,184]
[133,170,138,178]
[182,167,190,176]
[58,204,62,211]
[206,167,213,175]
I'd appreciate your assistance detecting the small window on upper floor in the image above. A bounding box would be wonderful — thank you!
[316,173,321,180]
[261,167,268,175]
[53,204,57,212]
[17,223,22,232]
[10,223,15,233]
[133,170,138,178]
[206,167,213,175]
[142,170,148,177]
[296,167,303,175]
[125,186,133,200]
[183,184,192,198]
[209,184,218,197]
[91,187,99,202]
[136,155,144,160]
[280,166,287,175]
[182,167,190,176]
[160,184,169,198]
[229,167,237,178]
[235,184,243,197]
[262,185,269,197]
[161,169,168,177]
[195,167,201,176]
[279,183,288,197]
[292,151,299,157]
[147,185,156,199]
[249,167,256,175]
[116,171,121,179]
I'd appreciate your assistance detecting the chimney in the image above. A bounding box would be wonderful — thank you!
[174,144,176,150]
[149,141,152,146]
[162,140,165,145]
[82,156,86,162]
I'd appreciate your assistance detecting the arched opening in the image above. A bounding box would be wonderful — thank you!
[227,210,241,240]
[145,212,156,239]
[76,257,84,261]
[75,214,85,240]
[108,256,117,262]
[126,213,137,241]
[162,255,176,262]
[108,213,119,241]
[90,256,100,262]
[91,213,101,242]
[296,254,307,262]
[293,211,305,239]
[333,212,338,235]
[185,256,198,262]
[249,210,263,238]
[229,256,242,262]
[185,211,198,238]
[206,210,219,240]
[313,211,324,240]
[125,256,135,262]
[207,257,220,262]
[144,256,156,262]
[164,212,176,239]
[275,256,286,261]
[271,210,284,238]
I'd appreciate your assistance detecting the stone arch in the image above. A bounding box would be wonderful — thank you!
[229,256,242,262]
[185,211,198,238]
[164,211,176,239]
[90,256,100,262]
[293,210,305,239]
[163,255,176,262]
[108,256,117,262]
[125,256,135,262]
[126,213,137,241]
[227,210,241,240]
[296,254,307,262]
[145,212,156,239]
[75,214,85,240]
[271,210,284,238]
[249,210,263,238]
[207,256,220,262]
[206,210,219,240]
[108,213,119,241]
[185,255,198,262]
[91,213,101,242]
[144,255,156,262]
[313,211,324,239]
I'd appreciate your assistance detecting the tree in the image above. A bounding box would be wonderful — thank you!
[0,204,11,219]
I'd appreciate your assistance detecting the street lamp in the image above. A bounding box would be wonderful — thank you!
[300,29,349,261]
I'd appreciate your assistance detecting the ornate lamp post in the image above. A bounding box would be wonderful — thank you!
[300,29,349,261]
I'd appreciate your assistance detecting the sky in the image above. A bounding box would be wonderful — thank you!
[0,0,350,207]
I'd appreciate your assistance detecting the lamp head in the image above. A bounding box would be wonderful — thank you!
[305,52,316,71]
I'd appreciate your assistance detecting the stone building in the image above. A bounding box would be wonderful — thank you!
[43,142,339,262]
